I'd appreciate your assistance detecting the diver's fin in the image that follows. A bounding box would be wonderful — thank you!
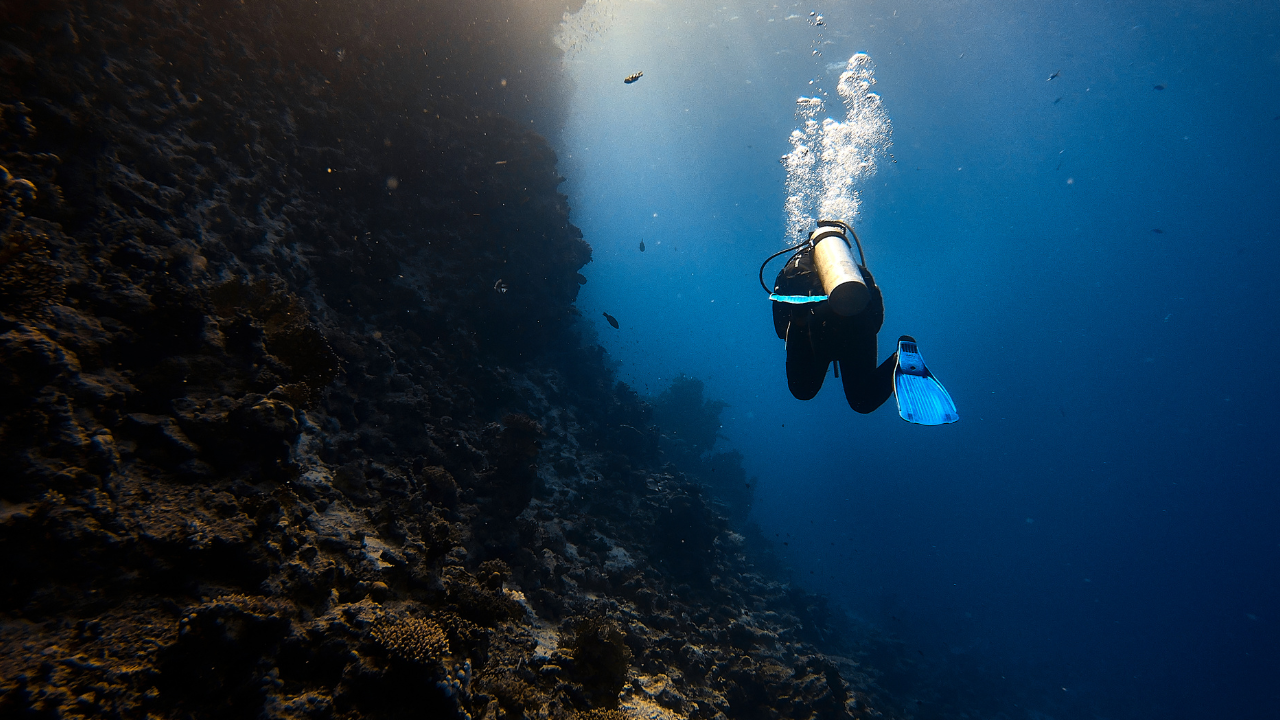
[894,336,958,425]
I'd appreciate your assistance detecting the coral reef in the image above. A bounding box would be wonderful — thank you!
[0,1,923,719]
[561,617,634,708]
[370,614,450,665]
[0,163,62,316]
[652,376,754,526]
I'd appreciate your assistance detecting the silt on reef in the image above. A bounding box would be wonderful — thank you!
[0,1,914,719]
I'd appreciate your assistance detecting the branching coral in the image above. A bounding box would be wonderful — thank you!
[370,614,450,665]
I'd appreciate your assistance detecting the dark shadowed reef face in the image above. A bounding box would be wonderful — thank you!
[0,0,596,360]
[1,0,583,133]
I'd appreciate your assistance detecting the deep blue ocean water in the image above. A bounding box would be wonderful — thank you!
[555,0,1280,717]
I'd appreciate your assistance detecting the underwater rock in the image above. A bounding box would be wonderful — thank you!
[158,595,293,707]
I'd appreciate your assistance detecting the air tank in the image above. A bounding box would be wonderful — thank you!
[810,221,868,316]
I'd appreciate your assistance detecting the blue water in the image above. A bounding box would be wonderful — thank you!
[556,0,1280,717]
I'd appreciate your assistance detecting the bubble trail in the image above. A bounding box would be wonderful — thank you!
[782,53,892,246]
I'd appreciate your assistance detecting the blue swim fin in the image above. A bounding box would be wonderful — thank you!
[894,337,958,425]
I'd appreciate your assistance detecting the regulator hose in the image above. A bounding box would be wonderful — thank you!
[758,242,809,294]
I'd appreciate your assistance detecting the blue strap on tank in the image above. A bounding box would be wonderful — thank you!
[769,293,829,304]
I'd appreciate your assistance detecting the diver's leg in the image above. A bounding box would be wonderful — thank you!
[785,324,829,401]
[840,333,896,413]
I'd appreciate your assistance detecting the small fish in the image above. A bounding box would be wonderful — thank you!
[1152,228,1163,234]
[624,71,643,84]
[639,240,646,252]
[1053,96,1062,104]
[1154,84,1165,90]
[602,312,619,329]
[494,279,508,293]
[1047,69,1061,81]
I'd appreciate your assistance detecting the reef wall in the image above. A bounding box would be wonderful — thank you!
[0,1,911,718]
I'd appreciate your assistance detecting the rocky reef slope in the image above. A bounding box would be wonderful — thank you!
[0,1,914,718]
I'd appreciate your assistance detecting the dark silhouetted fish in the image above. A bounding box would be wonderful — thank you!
[1152,228,1164,234]
[624,71,643,84]
[639,240,645,252]
[603,311,619,329]
[1047,69,1061,81]
[1053,96,1062,104]
[1154,84,1165,90]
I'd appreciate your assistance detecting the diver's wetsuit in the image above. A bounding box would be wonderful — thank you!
[772,248,896,413]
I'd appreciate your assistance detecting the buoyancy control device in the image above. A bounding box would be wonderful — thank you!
[759,220,869,316]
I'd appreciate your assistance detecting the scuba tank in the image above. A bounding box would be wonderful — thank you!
[759,219,869,316]
[810,221,868,316]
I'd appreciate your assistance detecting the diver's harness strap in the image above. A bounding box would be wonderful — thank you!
[759,220,867,305]
[769,293,829,304]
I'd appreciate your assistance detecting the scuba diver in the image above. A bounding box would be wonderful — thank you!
[760,220,958,425]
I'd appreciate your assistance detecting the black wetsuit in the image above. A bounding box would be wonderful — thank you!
[772,248,896,413]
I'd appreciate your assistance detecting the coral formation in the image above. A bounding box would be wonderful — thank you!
[371,614,450,665]
[652,376,754,526]
[0,162,61,316]
[561,617,634,708]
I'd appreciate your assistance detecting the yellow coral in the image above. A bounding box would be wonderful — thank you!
[370,615,449,664]
[577,710,636,720]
